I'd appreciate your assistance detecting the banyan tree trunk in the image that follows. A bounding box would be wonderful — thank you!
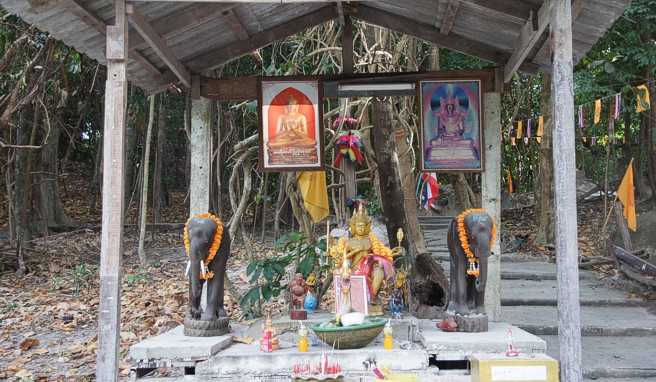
[371,98,447,317]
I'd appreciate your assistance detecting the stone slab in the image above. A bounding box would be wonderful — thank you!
[502,305,656,335]
[543,335,656,379]
[195,342,429,377]
[418,321,546,359]
[129,325,232,362]
[501,278,643,306]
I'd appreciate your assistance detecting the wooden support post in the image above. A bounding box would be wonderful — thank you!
[190,85,212,216]
[551,1,582,381]
[342,15,354,75]
[96,0,128,380]
[482,92,501,321]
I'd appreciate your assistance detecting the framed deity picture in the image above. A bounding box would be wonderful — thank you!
[258,77,324,171]
[418,79,484,172]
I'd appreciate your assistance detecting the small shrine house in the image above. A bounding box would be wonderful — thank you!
[0,0,629,380]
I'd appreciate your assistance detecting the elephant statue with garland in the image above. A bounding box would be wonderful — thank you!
[183,213,231,336]
[446,209,495,332]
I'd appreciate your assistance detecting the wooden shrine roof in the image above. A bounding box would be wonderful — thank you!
[0,0,630,94]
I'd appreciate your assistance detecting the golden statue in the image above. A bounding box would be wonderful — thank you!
[268,96,316,149]
[329,205,402,313]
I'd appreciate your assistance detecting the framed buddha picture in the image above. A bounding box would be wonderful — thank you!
[258,77,324,171]
[418,79,484,172]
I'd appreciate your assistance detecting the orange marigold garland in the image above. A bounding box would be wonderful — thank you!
[183,213,224,280]
[456,209,496,278]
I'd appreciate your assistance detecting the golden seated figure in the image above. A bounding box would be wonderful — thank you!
[329,206,401,314]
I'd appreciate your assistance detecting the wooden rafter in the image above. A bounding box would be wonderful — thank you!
[461,0,534,20]
[440,0,460,35]
[352,5,528,71]
[503,0,551,82]
[529,0,584,65]
[222,8,250,41]
[127,5,191,88]
[182,5,338,73]
[61,0,162,77]
[129,4,238,52]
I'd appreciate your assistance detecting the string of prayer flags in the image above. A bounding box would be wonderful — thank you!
[608,106,616,144]
[516,120,523,138]
[537,116,544,144]
[594,99,602,124]
[613,93,621,120]
[525,119,532,145]
[636,84,650,113]
[617,158,637,231]
[578,105,585,129]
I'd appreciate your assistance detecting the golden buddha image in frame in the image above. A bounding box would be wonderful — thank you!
[419,79,484,172]
[258,77,324,171]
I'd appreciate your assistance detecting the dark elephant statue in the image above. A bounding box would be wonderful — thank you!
[185,215,230,322]
[446,209,494,318]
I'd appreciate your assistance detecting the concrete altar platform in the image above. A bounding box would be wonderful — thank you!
[128,316,548,380]
[418,321,546,359]
[129,325,232,376]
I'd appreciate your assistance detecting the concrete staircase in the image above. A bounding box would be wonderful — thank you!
[420,215,656,381]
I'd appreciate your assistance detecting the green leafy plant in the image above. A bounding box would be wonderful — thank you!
[126,268,149,286]
[239,232,328,318]
[69,264,95,296]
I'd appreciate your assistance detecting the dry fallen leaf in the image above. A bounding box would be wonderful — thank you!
[19,338,39,352]
[14,368,33,380]
[232,336,254,344]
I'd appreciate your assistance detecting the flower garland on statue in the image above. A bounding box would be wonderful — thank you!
[183,213,224,280]
[456,209,496,278]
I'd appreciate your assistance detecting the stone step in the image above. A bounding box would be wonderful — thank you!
[431,252,550,264]
[501,278,645,307]
[501,306,656,336]
[437,261,594,281]
[543,335,656,379]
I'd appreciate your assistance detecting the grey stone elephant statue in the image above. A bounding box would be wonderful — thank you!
[446,209,494,331]
[183,214,231,336]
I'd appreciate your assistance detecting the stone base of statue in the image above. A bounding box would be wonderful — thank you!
[184,316,230,337]
[289,310,307,320]
[452,313,488,333]
[368,303,384,316]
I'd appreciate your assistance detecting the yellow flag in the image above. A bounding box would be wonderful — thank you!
[536,116,544,144]
[516,121,523,138]
[594,99,602,124]
[617,159,637,231]
[297,171,329,223]
[636,84,650,113]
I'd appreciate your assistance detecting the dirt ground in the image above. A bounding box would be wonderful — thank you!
[0,168,651,381]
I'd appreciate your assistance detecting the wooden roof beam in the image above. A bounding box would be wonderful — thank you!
[222,8,250,41]
[503,0,551,82]
[61,0,162,77]
[529,0,584,65]
[461,0,534,20]
[127,5,191,88]
[440,0,460,35]
[183,5,338,73]
[129,4,238,52]
[353,5,507,66]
